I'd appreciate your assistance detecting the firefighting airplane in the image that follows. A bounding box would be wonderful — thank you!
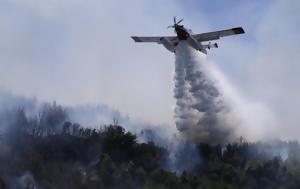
[131,17,245,54]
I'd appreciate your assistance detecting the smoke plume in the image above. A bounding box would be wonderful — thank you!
[173,41,279,143]
[174,42,241,144]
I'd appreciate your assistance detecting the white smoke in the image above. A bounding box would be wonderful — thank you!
[10,172,40,189]
[173,42,278,143]
[209,65,279,142]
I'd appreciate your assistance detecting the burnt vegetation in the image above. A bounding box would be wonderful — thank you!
[0,103,300,188]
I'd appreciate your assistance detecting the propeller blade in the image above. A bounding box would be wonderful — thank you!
[173,16,176,24]
[167,25,175,29]
[177,18,183,24]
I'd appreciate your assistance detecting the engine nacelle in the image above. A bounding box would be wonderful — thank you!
[160,37,176,53]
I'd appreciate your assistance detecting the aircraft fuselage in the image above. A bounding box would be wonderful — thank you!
[174,25,208,53]
[175,25,190,40]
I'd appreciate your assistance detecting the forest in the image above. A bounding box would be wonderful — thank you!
[0,103,300,189]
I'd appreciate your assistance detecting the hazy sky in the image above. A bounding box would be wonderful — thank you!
[0,0,299,139]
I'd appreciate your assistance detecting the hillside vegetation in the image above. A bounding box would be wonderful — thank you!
[0,104,300,189]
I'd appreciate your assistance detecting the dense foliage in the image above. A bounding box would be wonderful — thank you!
[0,104,300,188]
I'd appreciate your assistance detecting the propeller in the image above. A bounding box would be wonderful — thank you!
[177,18,183,24]
[167,16,184,29]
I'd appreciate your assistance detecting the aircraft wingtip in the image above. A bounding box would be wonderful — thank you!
[232,27,245,34]
[131,36,142,42]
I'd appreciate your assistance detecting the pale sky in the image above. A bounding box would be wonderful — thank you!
[0,0,299,139]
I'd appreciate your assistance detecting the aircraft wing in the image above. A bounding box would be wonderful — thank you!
[131,36,178,44]
[193,27,245,42]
